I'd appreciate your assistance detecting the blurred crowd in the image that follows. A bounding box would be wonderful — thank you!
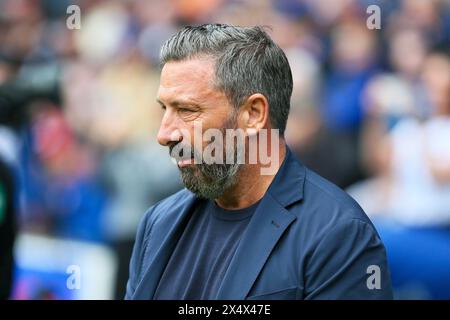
[0,0,449,299]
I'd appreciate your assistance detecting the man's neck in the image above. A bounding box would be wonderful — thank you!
[215,142,286,210]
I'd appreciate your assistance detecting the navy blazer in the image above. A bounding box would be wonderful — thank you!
[125,148,393,300]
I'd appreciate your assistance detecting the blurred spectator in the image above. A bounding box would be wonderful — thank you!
[352,53,450,225]
[19,104,107,241]
[288,15,379,188]
[322,17,379,133]
[348,52,450,298]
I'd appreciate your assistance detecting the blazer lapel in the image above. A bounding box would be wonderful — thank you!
[216,148,306,299]
[216,192,297,299]
[132,193,198,299]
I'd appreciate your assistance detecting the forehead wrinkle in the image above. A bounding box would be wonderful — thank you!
[160,58,215,87]
[157,83,212,107]
[158,59,223,107]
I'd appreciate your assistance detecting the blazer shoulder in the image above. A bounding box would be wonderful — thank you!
[301,167,373,226]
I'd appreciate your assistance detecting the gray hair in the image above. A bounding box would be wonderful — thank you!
[160,24,293,135]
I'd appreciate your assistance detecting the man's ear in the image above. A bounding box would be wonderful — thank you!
[238,93,269,136]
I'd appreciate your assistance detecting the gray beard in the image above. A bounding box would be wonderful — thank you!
[179,154,242,200]
[175,114,243,199]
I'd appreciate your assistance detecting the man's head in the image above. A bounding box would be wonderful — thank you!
[156,24,293,199]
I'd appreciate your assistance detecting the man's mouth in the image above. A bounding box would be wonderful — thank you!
[177,157,194,168]
[169,144,195,168]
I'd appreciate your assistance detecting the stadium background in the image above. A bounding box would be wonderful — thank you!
[0,0,449,299]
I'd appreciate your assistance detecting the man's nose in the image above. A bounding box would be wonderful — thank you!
[157,112,182,146]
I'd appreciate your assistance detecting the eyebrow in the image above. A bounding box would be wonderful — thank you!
[156,98,200,108]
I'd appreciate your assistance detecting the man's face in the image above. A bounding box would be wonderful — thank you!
[156,57,242,199]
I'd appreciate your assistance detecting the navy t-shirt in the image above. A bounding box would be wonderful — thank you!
[153,199,260,300]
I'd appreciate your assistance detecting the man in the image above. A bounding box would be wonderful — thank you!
[125,24,393,300]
